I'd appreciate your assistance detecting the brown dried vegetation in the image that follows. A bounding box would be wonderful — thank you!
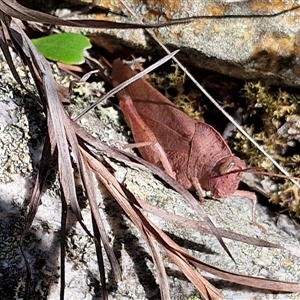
[0,1,300,300]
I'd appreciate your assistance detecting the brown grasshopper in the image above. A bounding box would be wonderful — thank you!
[111,59,252,201]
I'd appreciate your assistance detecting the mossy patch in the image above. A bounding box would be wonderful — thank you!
[233,81,300,216]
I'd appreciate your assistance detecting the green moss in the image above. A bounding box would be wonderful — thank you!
[234,81,300,216]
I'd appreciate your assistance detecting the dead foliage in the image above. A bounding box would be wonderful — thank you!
[0,1,299,300]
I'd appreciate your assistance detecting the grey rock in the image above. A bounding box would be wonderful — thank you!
[61,0,300,87]
[0,48,300,300]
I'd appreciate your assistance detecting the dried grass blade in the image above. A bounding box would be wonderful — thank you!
[82,150,221,299]
[60,191,68,299]
[73,144,111,297]
[151,228,300,293]
[35,32,121,290]
[0,19,23,85]
[132,196,223,299]
[44,87,83,220]
[19,134,54,297]
[9,17,119,295]
[132,197,282,249]
[143,230,171,300]
[91,217,108,299]
[11,21,84,220]
[62,115,119,293]
[132,194,300,294]
[121,197,223,299]
[189,257,300,292]
[3,16,81,297]
[78,143,122,282]
[165,249,222,300]
[0,19,42,105]
[81,151,174,299]
[0,0,189,29]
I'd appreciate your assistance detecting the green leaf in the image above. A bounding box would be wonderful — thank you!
[31,33,91,65]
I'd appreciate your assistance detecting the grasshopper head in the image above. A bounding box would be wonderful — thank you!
[208,155,246,198]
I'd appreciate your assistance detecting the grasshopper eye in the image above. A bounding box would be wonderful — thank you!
[213,156,245,179]
[218,160,235,175]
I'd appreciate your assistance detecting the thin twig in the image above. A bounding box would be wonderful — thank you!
[74,50,179,120]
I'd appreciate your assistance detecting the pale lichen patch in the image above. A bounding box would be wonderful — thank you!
[0,75,43,182]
